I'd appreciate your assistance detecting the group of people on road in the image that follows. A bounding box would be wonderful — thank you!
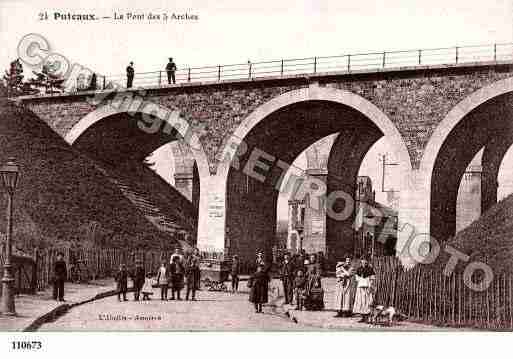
[277,250,377,322]
[114,247,202,302]
[126,58,177,88]
[280,252,324,311]
[54,245,376,324]
[334,255,376,323]
[247,250,326,314]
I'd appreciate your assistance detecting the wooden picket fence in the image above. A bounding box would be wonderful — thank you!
[373,256,513,330]
[33,247,172,291]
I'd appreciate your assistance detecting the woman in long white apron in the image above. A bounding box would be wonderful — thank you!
[353,257,376,323]
[333,257,356,317]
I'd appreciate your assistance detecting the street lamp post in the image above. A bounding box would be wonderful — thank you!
[0,158,19,316]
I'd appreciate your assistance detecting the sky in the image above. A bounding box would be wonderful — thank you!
[1,0,513,221]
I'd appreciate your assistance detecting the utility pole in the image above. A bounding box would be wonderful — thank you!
[380,153,399,193]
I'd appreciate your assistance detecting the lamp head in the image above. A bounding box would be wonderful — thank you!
[0,158,19,194]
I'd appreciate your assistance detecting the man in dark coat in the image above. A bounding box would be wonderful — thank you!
[248,264,269,313]
[184,248,201,301]
[115,264,128,301]
[53,252,67,301]
[126,61,134,88]
[131,260,145,301]
[166,57,177,84]
[230,255,240,293]
[280,253,295,304]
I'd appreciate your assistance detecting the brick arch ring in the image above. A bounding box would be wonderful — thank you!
[419,76,513,207]
[64,103,211,183]
[216,85,413,191]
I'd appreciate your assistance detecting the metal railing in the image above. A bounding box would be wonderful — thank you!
[54,42,513,94]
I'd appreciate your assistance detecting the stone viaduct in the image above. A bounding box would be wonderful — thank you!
[15,60,513,265]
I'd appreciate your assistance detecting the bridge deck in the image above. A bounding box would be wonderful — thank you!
[14,42,513,101]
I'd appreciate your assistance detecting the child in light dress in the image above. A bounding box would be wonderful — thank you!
[141,273,154,300]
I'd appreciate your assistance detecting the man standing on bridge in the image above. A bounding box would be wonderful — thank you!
[166,57,177,84]
[126,61,134,88]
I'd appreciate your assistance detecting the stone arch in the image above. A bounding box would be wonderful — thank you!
[65,103,211,246]
[218,85,413,183]
[421,77,513,182]
[420,77,513,241]
[207,85,413,263]
[64,103,210,183]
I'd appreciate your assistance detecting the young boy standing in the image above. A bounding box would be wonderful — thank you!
[294,270,307,310]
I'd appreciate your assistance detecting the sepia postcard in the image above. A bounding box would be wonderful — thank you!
[0,0,513,357]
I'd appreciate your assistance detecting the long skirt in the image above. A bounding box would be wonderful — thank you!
[334,279,355,311]
[353,287,374,314]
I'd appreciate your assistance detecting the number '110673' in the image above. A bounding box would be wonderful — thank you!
[11,341,42,350]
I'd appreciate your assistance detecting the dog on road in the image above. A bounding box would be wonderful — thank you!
[369,305,408,326]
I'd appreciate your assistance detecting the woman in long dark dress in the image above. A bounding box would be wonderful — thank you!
[248,264,270,313]
[170,255,185,300]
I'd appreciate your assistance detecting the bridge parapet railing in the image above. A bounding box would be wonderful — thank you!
[42,42,513,94]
